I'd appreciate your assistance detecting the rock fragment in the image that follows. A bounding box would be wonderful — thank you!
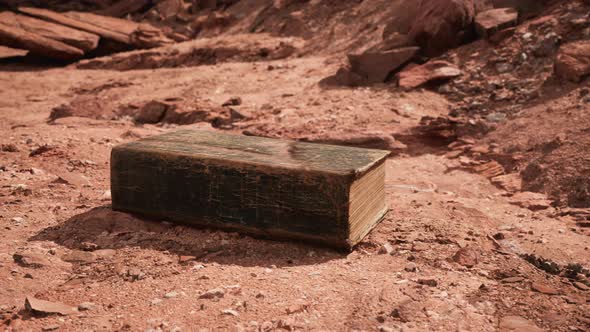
[13,251,50,269]
[531,282,559,295]
[347,47,419,84]
[475,8,519,38]
[25,297,78,316]
[417,277,438,287]
[451,246,479,268]
[378,243,394,255]
[398,60,462,89]
[498,315,543,332]
[78,302,95,311]
[199,288,225,299]
[554,41,590,82]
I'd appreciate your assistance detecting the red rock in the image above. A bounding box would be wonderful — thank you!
[13,251,50,269]
[573,282,590,291]
[475,8,519,38]
[348,47,419,84]
[509,192,552,211]
[0,45,28,59]
[398,60,462,89]
[0,12,99,52]
[555,41,590,82]
[501,276,524,283]
[491,173,522,192]
[473,161,505,178]
[499,315,543,332]
[451,246,479,268]
[0,22,83,60]
[531,282,559,295]
[408,0,476,57]
[25,297,78,316]
[98,0,152,17]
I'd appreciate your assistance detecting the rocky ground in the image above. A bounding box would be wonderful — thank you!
[1,0,590,331]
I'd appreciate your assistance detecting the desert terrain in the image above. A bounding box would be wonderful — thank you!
[0,0,589,331]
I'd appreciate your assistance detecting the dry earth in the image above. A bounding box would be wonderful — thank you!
[1,1,590,331]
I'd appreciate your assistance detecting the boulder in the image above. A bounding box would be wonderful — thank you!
[408,0,477,57]
[0,12,99,52]
[475,8,518,38]
[554,41,590,83]
[0,22,84,60]
[347,47,419,84]
[398,60,462,89]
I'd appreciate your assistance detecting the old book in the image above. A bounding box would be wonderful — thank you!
[111,130,390,249]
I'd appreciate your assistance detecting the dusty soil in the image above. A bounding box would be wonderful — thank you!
[1,1,590,331]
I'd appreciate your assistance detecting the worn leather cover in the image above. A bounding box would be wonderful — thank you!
[111,130,389,249]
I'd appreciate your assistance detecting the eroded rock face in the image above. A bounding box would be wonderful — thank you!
[407,0,478,57]
[554,41,590,83]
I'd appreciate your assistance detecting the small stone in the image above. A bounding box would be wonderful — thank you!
[222,309,239,317]
[417,278,438,287]
[1,143,19,152]
[80,242,99,251]
[179,255,196,264]
[61,250,96,264]
[499,315,543,332]
[78,302,95,311]
[501,276,524,283]
[222,97,242,107]
[127,268,145,281]
[13,251,49,268]
[42,324,60,331]
[451,246,479,268]
[164,291,178,299]
[475,8,519,38]
[151,299,163,305]
[199,288,225,299]
[573,282,590,291]
[286,304,307,314]
[24,273,33,279]
[379,243,394,255]
[405,262,417,272]
[531,282,559,295]
[100,190,112,201]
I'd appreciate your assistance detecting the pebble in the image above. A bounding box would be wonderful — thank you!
[417,278,438,287]
[42,324,60,331]
[379,243,394,255]
[573,282,590,291]
[164,291,178,299]
[501,276,525,283]
[199,288,225,299]
[222,309,239,317]
[531,282,559,295]
[78,302,95,311]
[405,262,417,272]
